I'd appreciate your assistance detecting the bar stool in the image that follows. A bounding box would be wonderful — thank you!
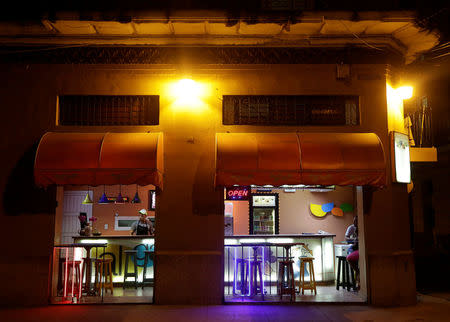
[62,260,82,298]
[142,250,154,288]
[299,257,317,294]
[336,256,355,291]
[278,259,295,301]
[95,258,114,294]
[232,258,248,295]
[243,258,264,299]
[123,250,138,289]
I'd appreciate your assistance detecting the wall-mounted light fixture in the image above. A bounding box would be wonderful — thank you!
[166,78,208,111]
[396,86,413,100]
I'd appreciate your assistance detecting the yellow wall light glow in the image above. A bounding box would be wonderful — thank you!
[396,86,413,100]
[167,78,208,111]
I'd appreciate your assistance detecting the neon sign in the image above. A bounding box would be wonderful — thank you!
[226,187,250,200]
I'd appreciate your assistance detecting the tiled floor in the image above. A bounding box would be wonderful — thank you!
[51,286,153,304]
[225,285,365,303]
[2,294,449,322]
[101,287,153,304]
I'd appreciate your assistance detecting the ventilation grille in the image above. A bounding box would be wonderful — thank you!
[223,95,359,126]
[58,95,159,126]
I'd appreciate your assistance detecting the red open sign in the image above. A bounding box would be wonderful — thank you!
[225,187,250,200]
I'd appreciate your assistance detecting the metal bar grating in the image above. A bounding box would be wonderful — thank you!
[58,95,159,126]
[223,95,359,126]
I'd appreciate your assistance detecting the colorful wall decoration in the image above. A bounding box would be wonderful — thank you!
[310,202,353,218]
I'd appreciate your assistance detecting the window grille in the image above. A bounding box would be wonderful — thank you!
[223,95,359,126]
[58,95,159,126]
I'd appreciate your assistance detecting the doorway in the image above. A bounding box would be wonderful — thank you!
[223,185,368,303]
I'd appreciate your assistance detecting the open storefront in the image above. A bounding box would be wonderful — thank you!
[217,132,385,303]
[34,132,163,304]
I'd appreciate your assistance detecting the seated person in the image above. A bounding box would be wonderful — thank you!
[345,216,360,290]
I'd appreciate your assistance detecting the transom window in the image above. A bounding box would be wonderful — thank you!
[58,95,159,126]
[223,95,359,126]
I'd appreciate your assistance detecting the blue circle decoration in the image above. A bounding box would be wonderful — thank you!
[321,202,334,213]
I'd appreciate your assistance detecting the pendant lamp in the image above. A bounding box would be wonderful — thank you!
[82,186,93,205]
[115,184,125,204]
[131,184,141,204]
[98,185,109,204]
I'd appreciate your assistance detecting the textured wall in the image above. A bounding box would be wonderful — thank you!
[0,63,414,306]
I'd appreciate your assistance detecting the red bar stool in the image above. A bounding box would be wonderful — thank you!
[62,260,82,299]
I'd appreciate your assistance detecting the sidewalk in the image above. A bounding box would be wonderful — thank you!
[0,294,449,322]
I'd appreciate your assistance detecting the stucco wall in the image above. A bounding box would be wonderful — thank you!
[62,185,155,236]
[0,63,414,306]
[231,187,355,242]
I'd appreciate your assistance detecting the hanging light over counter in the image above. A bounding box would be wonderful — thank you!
[115,184,125,204]
[99,185,109,204]
[82,186,93,205]
[132,184,141,204]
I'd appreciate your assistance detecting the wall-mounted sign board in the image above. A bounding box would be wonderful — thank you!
[390,131,411,183]
[225,186,250,200]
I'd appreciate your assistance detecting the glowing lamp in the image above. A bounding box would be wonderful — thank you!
[174,79,201,98]
[98,193,109,204]
[82,192,93,204]
[396,86,413,100]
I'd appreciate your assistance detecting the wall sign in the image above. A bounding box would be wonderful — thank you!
[225,186,250,200]
[390,131,411,183]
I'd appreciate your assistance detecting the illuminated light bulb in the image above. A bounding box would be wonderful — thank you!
[396,86,413,100]
[170,78,205,107]
[175,79,201,97]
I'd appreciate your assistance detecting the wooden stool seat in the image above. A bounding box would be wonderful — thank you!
[299,257,317,295]
[95,258,114,295]
[278,259,295,301]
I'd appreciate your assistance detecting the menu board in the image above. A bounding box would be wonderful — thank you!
[391,132,411,183]
[252,195,276,207]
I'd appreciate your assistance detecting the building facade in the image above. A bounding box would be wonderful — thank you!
[0,9,440,306]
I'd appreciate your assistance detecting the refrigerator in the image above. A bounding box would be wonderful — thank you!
[249,193,279,235]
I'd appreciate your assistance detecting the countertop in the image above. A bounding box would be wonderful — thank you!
[73,235,155,239]
[225,233,336,238]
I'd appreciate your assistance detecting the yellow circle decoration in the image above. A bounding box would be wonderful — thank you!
[310,204,327,217]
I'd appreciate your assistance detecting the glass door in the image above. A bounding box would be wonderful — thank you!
[249,193,279,235]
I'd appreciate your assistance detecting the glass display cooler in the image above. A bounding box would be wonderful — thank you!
[249,193,279,234]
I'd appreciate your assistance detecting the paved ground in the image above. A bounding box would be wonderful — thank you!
[1,293,449,322]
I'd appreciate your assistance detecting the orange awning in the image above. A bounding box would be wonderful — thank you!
[34,132,163,188]
[215,132,386,187]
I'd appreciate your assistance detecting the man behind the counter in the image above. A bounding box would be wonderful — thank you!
[131,209,154,236]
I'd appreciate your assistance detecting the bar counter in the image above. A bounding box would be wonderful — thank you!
[73,235,155,283]
[225,234,335,282]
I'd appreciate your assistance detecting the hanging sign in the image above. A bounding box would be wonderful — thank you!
[390,131,411,183]
[225,186,250,200]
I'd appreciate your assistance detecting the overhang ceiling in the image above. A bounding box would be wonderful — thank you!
[0,11,439,64]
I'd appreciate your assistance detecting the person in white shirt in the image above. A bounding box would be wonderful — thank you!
[131,209,154,236]
[345,216,358,241]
